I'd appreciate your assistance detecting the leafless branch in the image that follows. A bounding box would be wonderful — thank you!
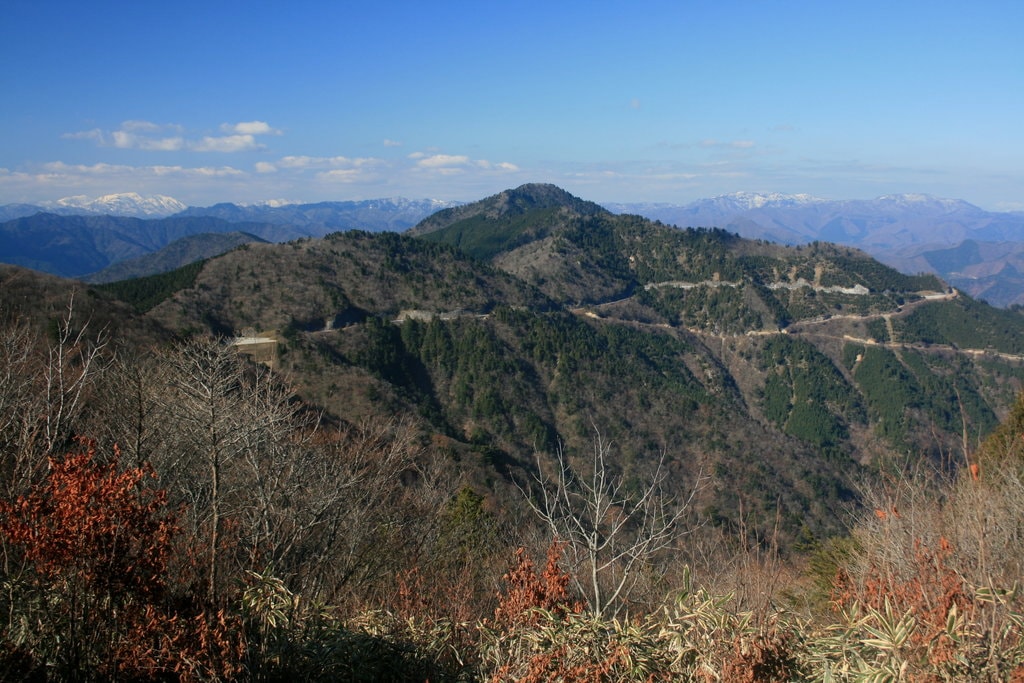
[520,427,703,617]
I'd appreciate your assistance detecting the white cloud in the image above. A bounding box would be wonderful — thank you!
[144,137,186,152]
[222,120,281,136]
[408,152,518,177]
[110,131,137,148]
[112,130,185,151]
[190,134,260,153]
[276,155,379,169]
[63,122,188,151]
[161,165,244,177]
[62,128,105,143]
[110,121,187,150]
[121,120,170,133]
[0,161,244,205]
[41,161,134,175]
[34,161,244,180]
[0,159,279,205]
[60,120,279,154]
[699,139,756,150]
[658,139,758,152]
[474,160,520,171]
[383,139,402,147]
[277,156,317,169]
[317,169,364,182]
[13,139,530,205]
[414,154,470,168]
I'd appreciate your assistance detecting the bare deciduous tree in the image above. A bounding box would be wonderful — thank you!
[92,336,450,606]
[0,318,41,496]
[94,349,176,468]
[42,296,107,455]
[163,338,316,602]
[304,416,438,602]
[0,297,107,500]
[522,429,700,617]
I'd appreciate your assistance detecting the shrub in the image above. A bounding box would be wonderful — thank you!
[0,438,244,680]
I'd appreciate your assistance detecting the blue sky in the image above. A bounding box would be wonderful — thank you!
[2,0,1022,209]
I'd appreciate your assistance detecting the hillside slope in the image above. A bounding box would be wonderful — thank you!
[69,184,1018,541]
[83,231,267,283]
[0,213,306,278]
[610,193,1024,308]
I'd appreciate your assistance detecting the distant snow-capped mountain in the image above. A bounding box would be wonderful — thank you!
[0,194,460,224]
[872,193,980,212]
[0,194,462,281]
[3,187,1024,305]
[604,191,824,216]
[605,192,1002,247]
[46,193,188,218]
[689,191,827,211]
[0,193,187,219]
[176,197,462,232]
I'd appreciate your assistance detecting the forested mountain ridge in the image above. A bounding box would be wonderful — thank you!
[176,197,460,232]
[0,197,457,281]
[82,231,267,284]
[609,192,1024,307]
[416,183,945,316]
[144,230,556,336]
[6,183,1024,678]
[71,183,1024,542]
[0,213,303,278]
[9,187,1024,307]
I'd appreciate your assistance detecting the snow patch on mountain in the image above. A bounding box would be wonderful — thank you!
[709,191,827,210]
[874,193,978,213]
[44,192,187,217]
[243,199,298,208]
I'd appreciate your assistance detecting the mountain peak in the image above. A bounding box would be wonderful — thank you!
[46,192,187,217]
[710,192,826,210]
[408,183,607,238]
[874,193,979,213]
[493,183,608,215]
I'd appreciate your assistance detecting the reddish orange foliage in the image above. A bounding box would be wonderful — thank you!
[721,623,797,683]
[834,537,970,671]
[490,542,647,683]
[492,540,583,628]
[0,438,244,679]
[0,438,178,600]
[504,643,643,683]
[874,507,901,521]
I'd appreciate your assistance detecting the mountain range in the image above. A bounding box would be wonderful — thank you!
[607,193,1024,307]
[0,192,459,224]
[3,190,1023,305]
[0,196,460,281]
[607,192,1020,249]
[8,182,1020,543]
[0,192,187,220]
